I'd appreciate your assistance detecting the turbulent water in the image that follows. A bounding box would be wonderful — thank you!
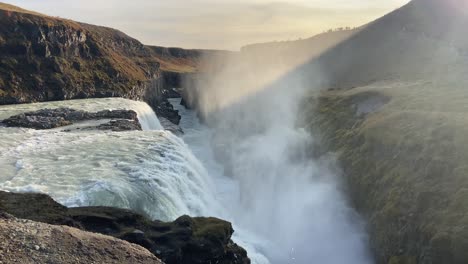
[0,97,371,264]
[0,98,217,221]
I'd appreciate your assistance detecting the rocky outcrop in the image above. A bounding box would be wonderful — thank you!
[2,107,141,130]
[0,4,215,125]
[93,119,142,132]
[0,5,157,105]
[0,191,250,264]
[159,117,184,135]
[0,212,163,264]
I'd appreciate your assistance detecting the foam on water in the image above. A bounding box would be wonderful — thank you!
[0,97,288,263]
[0,98,217,222]
[0,129,220,221]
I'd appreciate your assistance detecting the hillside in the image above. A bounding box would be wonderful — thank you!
[233,0,468,263]
[0,2,209,107]
[241,28,359,69]
[296,0,468,263]
[313,0,468,88]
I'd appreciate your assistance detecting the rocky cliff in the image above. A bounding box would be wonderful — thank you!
[0,3,155,103]
[0,191,250,264]
[0,2,222,124]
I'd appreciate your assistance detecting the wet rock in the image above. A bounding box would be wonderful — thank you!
[2,114,72,129]
[2,107,139,130]
[159,117,183,135]
[154,99,181,125]
[94,109,138,120]
[0,191,250,264]
[95,119,142,131]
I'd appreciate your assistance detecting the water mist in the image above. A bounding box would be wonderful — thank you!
[188,51,373,263]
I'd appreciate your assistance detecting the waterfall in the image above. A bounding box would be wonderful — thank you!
[117,100,163,131]
[0,98,218,221]
[0,97,270,262]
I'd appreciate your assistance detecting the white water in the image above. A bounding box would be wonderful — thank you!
[0,97,268,262]
[171,97,371,264]
[0,97,371,264]
[0,98,215,221]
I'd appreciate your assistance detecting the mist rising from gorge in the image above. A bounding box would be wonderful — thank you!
[185,43,373,263]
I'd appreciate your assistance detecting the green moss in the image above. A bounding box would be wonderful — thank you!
[192,217,232,242]
[303,84,468,263]
[388,256,417,264]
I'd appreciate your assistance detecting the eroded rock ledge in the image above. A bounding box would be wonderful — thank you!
[0,212,163,264]
[0,191,250,264]
[2,107,141,131]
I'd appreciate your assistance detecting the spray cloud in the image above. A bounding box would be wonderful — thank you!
[184,43,373,264]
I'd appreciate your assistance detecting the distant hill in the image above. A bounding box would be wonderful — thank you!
[241,28,359,68]
[313,0,468,88]
[241,0,468,89]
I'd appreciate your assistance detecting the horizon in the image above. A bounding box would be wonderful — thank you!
[4,0,410,50]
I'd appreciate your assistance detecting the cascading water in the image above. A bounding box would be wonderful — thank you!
[0,98,215,221]
[0,95,372,264]
[183,51,374,263]
[0,98,269,262]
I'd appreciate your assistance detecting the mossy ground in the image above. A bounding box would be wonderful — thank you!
[303,78,468,264]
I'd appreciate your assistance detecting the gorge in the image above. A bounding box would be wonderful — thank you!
[2,0,468,263]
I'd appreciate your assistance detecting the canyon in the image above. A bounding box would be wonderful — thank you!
[2,0,468,264]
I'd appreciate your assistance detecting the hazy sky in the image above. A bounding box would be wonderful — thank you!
[7,0,410,50]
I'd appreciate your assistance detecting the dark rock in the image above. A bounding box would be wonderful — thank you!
[154,99,181,125]
[95,119,142,131]
[94,109,138,120]
[0,191,250,264]
[159,117,183,135]
[0,192,76,227]
[2,114,72,129]
[180,97,191,109]
[2,107,139,130]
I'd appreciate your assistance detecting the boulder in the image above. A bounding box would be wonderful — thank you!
[2,107,140,130]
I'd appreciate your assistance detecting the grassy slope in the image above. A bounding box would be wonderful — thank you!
[304,78,468,264]
[289,1,468,262]
[0,2,47,16]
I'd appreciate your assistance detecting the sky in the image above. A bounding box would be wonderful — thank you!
[6,0,410,50]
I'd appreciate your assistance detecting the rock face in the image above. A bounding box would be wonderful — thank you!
[0,4,157,105]
[159,117,184,135]
[94,119,142,131]
[0,212,163,264]
[0,3,223,124]
[0,191,250,264]
[2,107,141,131]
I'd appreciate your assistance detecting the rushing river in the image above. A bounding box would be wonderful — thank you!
[0,97,372,264]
